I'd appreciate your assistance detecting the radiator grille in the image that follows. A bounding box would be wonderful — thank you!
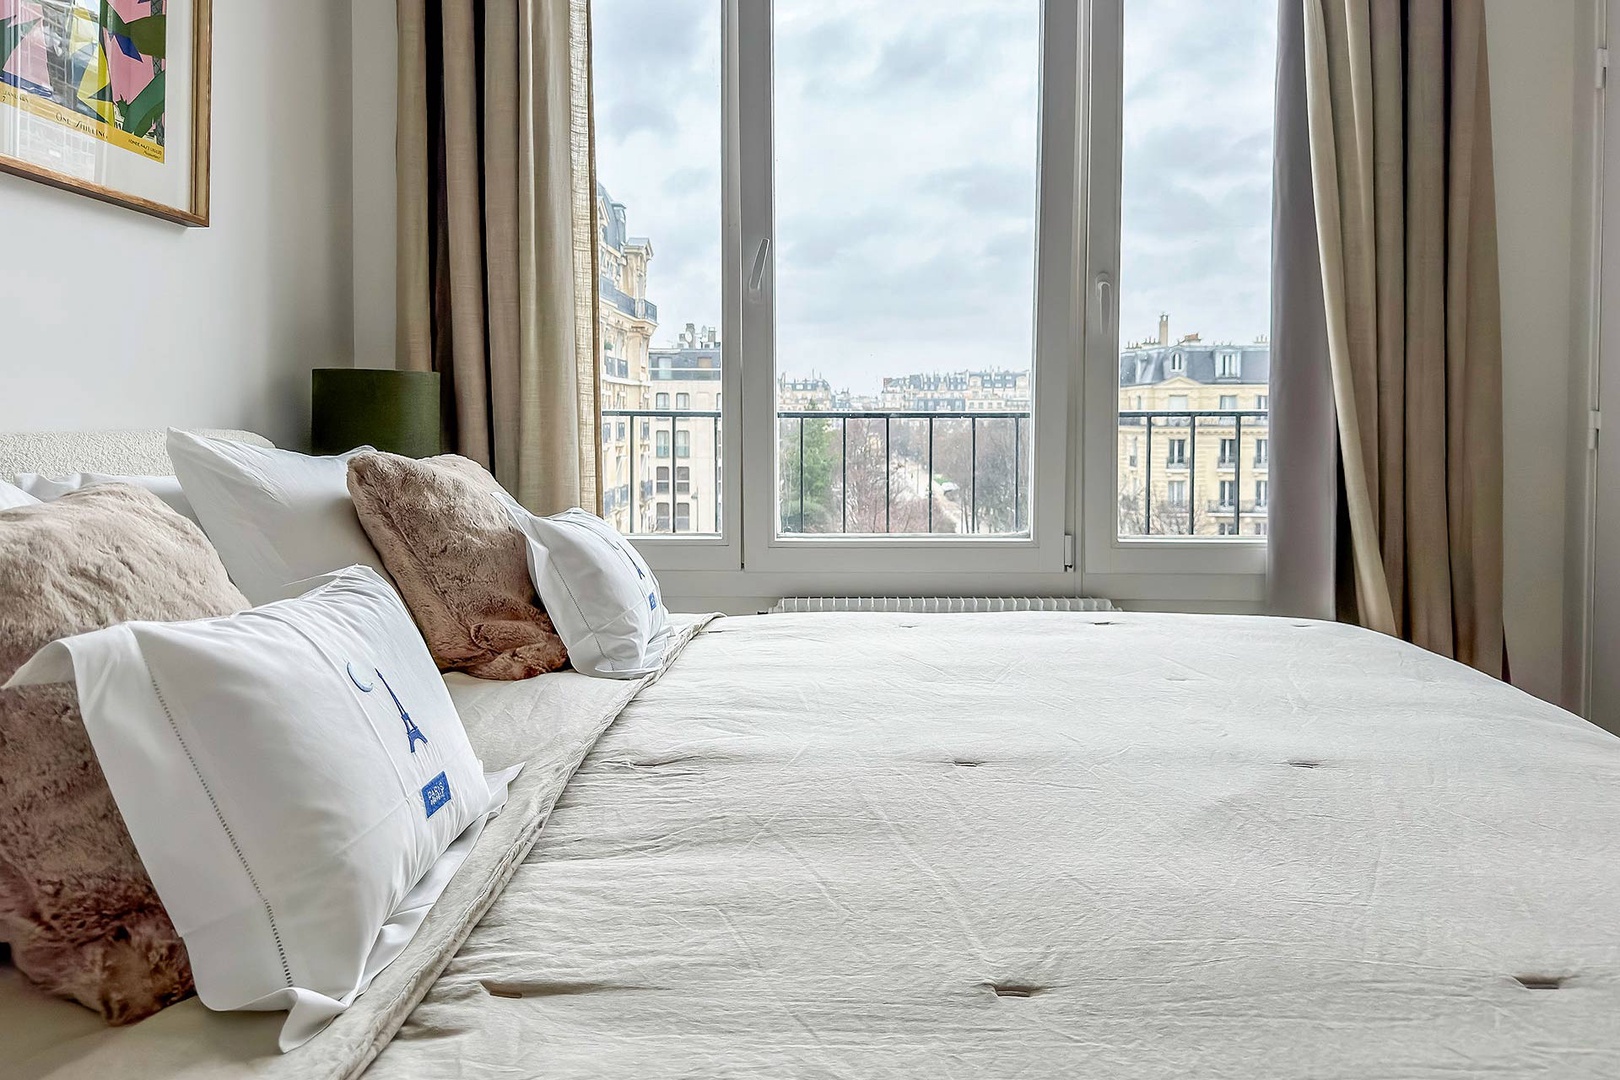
[768,596,1114,615]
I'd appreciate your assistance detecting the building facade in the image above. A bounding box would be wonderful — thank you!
[597,184,657,533]
[648,324,723,534]
[1117,316,1270,537]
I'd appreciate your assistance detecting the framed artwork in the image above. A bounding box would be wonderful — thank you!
[0,0,211,226]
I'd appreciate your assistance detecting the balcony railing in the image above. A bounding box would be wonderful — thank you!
[602,408,721,535]
[600,406,1267,540]
[1118,408,1269,538]
[776,410,1031,536]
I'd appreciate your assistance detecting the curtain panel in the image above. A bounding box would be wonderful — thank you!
[397,0,602,515]
[1291,0,1505,677]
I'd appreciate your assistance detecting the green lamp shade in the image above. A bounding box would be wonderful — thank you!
[311,368,441,458]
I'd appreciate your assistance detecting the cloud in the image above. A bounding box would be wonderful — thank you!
[591,0,1278,394]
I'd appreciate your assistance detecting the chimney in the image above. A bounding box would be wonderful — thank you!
[1158,313,1170,346]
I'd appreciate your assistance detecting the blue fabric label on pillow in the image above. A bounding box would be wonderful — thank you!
[421,772,452,819]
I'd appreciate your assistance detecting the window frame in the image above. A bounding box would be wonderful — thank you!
[615,0,1268,607]
[1077,0,1266,596]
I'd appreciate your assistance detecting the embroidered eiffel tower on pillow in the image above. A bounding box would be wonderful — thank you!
[376,671,429,753]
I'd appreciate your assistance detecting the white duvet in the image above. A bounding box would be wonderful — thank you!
[8,611,1620,1078]
[367,611,1620,1078]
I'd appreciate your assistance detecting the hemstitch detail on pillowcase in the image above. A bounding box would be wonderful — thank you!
[145,664,294,990]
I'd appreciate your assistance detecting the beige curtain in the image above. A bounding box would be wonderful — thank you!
[397,0,601,515]
[1301,0,1504,676]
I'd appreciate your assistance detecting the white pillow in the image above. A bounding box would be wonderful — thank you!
[498,495,670,678]
[6,565,515,1051]
[13,471,198,523]
[0,479,40,509]
[167,428,391,604]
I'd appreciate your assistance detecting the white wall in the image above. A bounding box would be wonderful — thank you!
[0,1,354,449]
[352,0,398,371]
[1488,0,1582,705]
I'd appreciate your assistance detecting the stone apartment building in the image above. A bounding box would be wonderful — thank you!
[648,324,722,535]
[1118,315,1270,537]
[597,184,657,533]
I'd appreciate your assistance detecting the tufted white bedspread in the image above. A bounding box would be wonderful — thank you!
[361,610,1620,1079]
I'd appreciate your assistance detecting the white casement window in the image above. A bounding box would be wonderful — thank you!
[1218,480,1235,507]
[657,466,671,495]
[1255,479,1269,507]
[593,0,1275,603]
[1255,437,1269,465]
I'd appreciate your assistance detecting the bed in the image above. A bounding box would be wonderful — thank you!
[5,432,1620,1079]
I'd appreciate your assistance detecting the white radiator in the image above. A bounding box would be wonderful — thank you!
[768,596,1114,615]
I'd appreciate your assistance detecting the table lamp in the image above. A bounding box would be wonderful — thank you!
[311,368,441,458]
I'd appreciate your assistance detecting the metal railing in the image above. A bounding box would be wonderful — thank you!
[776,410,1031,536]
[602,408,722,535]
[1118,408,1269,537]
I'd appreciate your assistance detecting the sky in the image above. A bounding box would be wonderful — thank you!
[592,0,1277,398]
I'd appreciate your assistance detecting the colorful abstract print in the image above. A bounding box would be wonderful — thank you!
[0,0,167,162]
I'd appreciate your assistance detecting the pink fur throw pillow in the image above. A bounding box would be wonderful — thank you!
[346,452,569,679]
[0,484,250,1023]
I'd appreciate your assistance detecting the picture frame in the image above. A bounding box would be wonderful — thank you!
[0,0,212,227]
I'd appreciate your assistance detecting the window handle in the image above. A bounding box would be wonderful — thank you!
[1094,273,1114,335]
[748,237,772,296]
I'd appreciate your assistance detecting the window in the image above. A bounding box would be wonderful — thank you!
[768,0,1042,544]
[657,466,670,495]
[601,422,610,445]
[1104,0,1276,551]
[676,503,692,532]
[1255,437,1268,465]
[1253,521,1268,536]
[1218,437,1236,466]
[1218,523,1238,536]
[1218,480,1235,507]
[595,0,1275,594]
[1255,479,1269,506]
[1256,394,1269,411]
[617,422,627,441]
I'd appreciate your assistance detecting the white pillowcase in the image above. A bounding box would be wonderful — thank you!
[6,565,514,1051]
[167,428,391,604]
[499,496,670,678]
[12,471,198,523]
[0,479,40,510]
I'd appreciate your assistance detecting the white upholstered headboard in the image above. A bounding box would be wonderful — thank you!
[0,429,273,481]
